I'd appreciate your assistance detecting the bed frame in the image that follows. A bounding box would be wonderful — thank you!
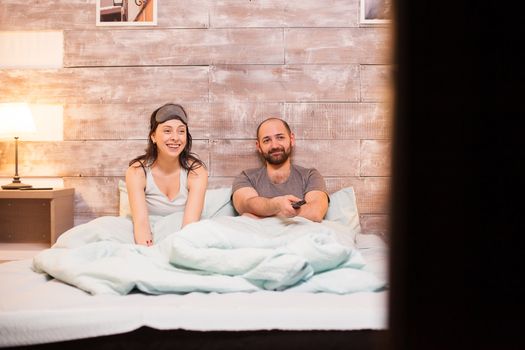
[8,328,388,350]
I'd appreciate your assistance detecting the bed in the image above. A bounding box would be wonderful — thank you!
[0,186,388,349]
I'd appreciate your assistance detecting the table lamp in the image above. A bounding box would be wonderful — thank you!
[0,103,36,189]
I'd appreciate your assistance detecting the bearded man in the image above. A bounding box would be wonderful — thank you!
[231,117,329,222]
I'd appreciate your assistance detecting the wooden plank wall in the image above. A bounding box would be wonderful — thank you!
[0,0,393,237]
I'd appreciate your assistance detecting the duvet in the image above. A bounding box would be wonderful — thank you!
[33,213,386,295]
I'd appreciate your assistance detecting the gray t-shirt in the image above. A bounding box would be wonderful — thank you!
[232,164,328,199]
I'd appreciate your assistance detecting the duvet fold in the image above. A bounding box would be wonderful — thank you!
[33,215,386,295]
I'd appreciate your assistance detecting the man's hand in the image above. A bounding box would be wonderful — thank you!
[270,195,302,218]
[233,187,303,218]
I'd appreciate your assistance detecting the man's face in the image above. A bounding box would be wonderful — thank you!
[256,119,295,165]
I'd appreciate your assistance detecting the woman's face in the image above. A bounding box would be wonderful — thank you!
[150,119,187,158]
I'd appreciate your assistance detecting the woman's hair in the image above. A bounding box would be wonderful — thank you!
[128,103,205,173]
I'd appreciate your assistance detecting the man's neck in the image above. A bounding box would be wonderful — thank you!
[266,161,292,184]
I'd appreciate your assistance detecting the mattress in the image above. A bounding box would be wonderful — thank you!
[0,233,388,347]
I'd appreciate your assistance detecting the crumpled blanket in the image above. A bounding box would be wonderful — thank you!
[32,214,386,295]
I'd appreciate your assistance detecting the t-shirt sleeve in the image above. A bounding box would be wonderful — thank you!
[305,168,329,196]
[232,171,255,194]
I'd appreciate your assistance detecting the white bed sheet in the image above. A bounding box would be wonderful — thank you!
[0,233,388,347]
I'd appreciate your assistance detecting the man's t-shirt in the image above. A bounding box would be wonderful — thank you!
[232,164,328,199]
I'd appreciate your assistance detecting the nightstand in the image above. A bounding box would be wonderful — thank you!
[0,188,74,261]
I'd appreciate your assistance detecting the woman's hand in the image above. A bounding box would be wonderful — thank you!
[135,232,153,246]
[126,164,154,247]
[182,165,208,227]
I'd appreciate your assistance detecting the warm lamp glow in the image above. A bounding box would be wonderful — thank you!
[0,103,36,136]
[0,103,36,189]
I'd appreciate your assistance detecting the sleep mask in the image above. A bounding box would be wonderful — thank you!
[155,104,188,124]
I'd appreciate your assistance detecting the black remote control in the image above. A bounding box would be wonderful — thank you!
[292,199,306,209]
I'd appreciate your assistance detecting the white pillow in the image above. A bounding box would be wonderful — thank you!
[118,180,235,219]
[119,180,360,233]
[118,180,132,218]
[201,187,237,218]
[325,186,361,234]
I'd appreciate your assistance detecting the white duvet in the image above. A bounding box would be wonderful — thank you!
[32,214,387,295]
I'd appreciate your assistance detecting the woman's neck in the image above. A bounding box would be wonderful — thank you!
[152,155,181,175]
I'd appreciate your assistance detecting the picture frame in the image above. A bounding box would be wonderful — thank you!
[360,0,392,26]
[96,0,157,26]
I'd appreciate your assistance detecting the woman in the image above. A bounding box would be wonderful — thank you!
[126,103,208,246]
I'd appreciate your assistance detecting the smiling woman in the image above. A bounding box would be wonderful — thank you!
[125,103,208,246]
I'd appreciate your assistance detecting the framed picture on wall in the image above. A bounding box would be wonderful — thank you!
[96,0,157,26]
[360,0,392,26]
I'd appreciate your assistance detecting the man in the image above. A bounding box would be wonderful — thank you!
[232,117,329,222]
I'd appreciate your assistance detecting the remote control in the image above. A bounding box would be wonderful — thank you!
[291,199,306,209]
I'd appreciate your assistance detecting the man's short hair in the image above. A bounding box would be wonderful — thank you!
[256,117,292,140]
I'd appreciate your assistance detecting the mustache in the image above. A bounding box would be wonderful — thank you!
[268,147,285,153]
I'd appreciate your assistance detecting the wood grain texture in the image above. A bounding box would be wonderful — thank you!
[210,0,358,28]
[64,29,284,67]
[360,214,389,236]
[202,102,284,139]
[0,141,210,177]
[64,104,153,140]
[209,140,262,177]
[286,28,391,64]
[63,177,121,216]
[0,67,209,104]
[325,177,390,214]
[0,0,210,30]
[360,65,393,102]
[155,0,210,28]
[207,177,236,190]
[63,103,284,140]
[360,140,392,176]
[0,0,95,30]
[210,65,360,102]
[64,102,392,141]
[284,103,392,139]
[74,213,105,227]
[210,140,360,177]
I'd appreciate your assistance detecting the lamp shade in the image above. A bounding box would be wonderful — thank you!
[0,103,36,137]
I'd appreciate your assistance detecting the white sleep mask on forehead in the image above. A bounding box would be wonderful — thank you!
[155,104,188,124]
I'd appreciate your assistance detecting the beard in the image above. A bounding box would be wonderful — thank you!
[262,145,292,165]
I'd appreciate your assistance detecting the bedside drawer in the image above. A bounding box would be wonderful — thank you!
[0,188,75,246]
[0,199,52,243]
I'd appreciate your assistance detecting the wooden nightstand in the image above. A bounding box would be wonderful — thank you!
[0,188,74,261]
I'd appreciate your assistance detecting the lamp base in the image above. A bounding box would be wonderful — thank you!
[1,182,32,190]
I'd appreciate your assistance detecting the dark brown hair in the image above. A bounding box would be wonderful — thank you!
[128,103,205,173]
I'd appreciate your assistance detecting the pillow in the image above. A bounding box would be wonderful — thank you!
[201,187,237,218]
[119,180,359,232]
[118,180,132,218]
[118,180,236,219]
[325,186,361,234]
